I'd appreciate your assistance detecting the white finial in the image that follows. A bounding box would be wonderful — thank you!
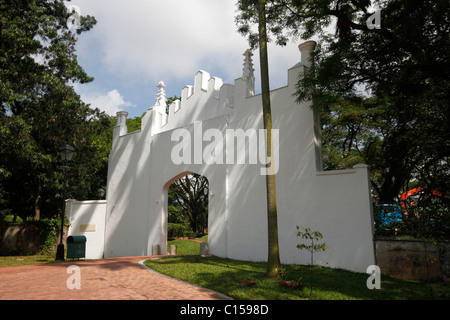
[116,111,128,136]
[298,41,316,68]
[242,49,255,81]
[155,81,167,107]
[242,49,255,96]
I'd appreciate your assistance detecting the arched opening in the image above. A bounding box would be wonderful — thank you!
[161,171,209,255]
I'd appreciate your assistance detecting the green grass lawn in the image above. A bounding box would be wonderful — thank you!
[167,239,201,255]
[0,254,55,267]
[144,255,450,300]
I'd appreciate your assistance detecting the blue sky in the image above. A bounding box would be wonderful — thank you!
[68,0,306,118]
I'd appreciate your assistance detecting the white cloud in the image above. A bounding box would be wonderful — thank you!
[68,1,308,117]
[70,1,303,85]
[80,88,135,116]
[71,1,246,83]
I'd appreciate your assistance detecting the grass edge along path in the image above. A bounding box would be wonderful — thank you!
[1,238,449,300]
[144,255,450,300]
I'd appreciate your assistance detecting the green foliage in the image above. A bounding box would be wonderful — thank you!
[236,0,450,205]
[168,200,185,225]
[296,227,327,265]
[167,223,187,239]
[294,0,450,204]
[169,174,209,234]
[374,189,449,240]
[319,96,380,171]
[26,218,59,254]
[0,0,105,220]
[401,200,450,241]
[296,226,327,297]
[126,116,142,132]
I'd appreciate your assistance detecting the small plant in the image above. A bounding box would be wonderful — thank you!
[276,266,287,280]
[418,236,438,296]
[296,226,327,297]
[296,227,327,266]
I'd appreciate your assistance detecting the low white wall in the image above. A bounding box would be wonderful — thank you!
[66,200,107,259]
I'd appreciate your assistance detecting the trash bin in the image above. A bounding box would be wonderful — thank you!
[67,235,87,259]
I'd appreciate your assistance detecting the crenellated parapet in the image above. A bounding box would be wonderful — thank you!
[137,69,236,136]
[114,41,316,140]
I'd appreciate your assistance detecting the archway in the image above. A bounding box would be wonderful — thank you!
[160,171,209,255]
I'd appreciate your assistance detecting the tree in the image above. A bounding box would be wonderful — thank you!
[126,115,143,132]
[80,112,114,200]
[236,0,282,278]
[169,174,209,234]
[239,0,449,204]
[302,0,449,204]
[319,96,375,171]
[0,0,98,220]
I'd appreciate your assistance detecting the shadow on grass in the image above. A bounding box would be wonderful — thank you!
[144,256,450,300]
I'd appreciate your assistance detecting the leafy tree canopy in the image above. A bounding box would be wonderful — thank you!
[0,0,106,221]
[236,0,449,204]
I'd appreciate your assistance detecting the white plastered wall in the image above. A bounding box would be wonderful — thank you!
[66,200,107,259]
[96,41,376,273]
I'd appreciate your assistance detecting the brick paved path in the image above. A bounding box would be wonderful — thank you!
[0,256,231,300]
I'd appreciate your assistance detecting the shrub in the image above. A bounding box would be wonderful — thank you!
[185,231,197,238]
[168,223,186,239]
[374,201,450,240]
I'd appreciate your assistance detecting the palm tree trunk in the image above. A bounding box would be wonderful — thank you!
[258,0,281,278]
